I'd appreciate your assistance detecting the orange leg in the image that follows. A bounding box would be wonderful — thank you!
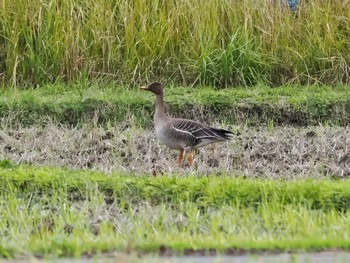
[187,151,193,166]
[178,149,184,165]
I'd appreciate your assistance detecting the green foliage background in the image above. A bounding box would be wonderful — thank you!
[1,0,349,87]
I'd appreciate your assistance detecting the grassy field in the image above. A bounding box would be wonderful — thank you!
[1,163,350,258]
[1,0,350,260]
[0,83,349,259]
[0,0,349,87]
[1,83,350,128]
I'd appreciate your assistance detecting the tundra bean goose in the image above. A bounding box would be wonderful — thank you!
[141,82,233,166]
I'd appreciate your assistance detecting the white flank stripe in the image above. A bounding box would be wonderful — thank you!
[192,128,204,133]
[196,135,215,139]
[173,126,193,136]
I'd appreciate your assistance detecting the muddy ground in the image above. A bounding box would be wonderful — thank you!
[0,124,349,178]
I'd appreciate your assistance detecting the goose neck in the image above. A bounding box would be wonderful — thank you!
[155,93,166,118]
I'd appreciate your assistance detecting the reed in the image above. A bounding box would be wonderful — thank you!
[0,0,349,87]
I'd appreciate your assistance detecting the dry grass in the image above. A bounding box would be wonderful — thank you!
[0,124,349,178]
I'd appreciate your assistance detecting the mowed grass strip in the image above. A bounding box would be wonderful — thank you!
[1,163,350,258]
[1,83,350,127]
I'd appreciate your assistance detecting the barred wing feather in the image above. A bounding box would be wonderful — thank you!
[171,119,233,142]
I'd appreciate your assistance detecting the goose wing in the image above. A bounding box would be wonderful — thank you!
[171,119,233,142]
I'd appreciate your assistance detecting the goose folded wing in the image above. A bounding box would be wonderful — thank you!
[171,119,225,140]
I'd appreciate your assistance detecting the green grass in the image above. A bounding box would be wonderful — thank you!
[0,83,350,128]
[0,0,349,87]
[1,163,350,258]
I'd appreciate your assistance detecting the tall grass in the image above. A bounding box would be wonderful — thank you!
[0,0,349,87]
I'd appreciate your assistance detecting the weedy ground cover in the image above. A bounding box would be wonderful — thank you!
[1,164,350,258]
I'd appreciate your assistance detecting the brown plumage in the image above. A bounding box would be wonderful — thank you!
[141,82,233,166]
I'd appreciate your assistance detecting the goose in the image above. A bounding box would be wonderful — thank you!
[141,82,233,166]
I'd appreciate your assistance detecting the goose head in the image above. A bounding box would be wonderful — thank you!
[140,82,163,95]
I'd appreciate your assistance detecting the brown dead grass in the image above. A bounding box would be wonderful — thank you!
[0,124,349,178]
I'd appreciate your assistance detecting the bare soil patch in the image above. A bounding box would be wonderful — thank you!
[0,124,349,178]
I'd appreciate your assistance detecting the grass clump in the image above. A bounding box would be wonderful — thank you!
[1,165,350,258]
[0,0,349,87]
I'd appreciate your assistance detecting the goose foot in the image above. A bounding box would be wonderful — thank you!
[177,149,184,166]
[187,152,193,166]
